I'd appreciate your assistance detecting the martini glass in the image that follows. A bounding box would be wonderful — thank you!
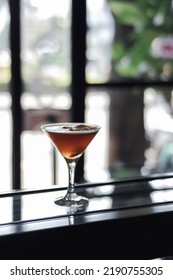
[41,122,100,209]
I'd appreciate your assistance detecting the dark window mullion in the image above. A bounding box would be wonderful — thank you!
[71,0,86,122]
[9,0,22,189]
[71,0,87,182]
[86,80,173,88]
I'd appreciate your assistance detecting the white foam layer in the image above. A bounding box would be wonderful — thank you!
[41,123,101,134]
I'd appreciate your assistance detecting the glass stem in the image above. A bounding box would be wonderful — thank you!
[65,159,78,199]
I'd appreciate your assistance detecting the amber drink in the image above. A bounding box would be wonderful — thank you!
[41,123,100,209]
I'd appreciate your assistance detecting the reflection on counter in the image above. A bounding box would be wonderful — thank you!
[0,175,173,227]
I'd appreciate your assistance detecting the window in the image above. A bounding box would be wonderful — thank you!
[86,0,173,182]
[20,0,72,188]
[0,0,11,191]
[1,0,173,192]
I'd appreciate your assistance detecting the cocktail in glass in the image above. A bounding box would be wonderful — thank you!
[41,122,101,209]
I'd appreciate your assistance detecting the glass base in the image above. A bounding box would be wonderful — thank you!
[54,192,89,211]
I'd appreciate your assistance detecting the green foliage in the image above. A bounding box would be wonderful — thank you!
[109,1,146,25]
[108,0,173,80]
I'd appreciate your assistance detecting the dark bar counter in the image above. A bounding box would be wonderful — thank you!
[1,174,173,260]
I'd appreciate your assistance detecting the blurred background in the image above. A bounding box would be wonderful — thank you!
[1,0,173,191]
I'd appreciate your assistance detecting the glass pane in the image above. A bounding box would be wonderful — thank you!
[142,86,173,176]
[85,86,173,181]
[20,0,72,188]
[85,90,110,181]
[0,0,12,191]
[86,0,115,83]
[86,0,173,83]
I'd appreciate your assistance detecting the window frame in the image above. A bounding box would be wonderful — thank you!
[9,0,173,189]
